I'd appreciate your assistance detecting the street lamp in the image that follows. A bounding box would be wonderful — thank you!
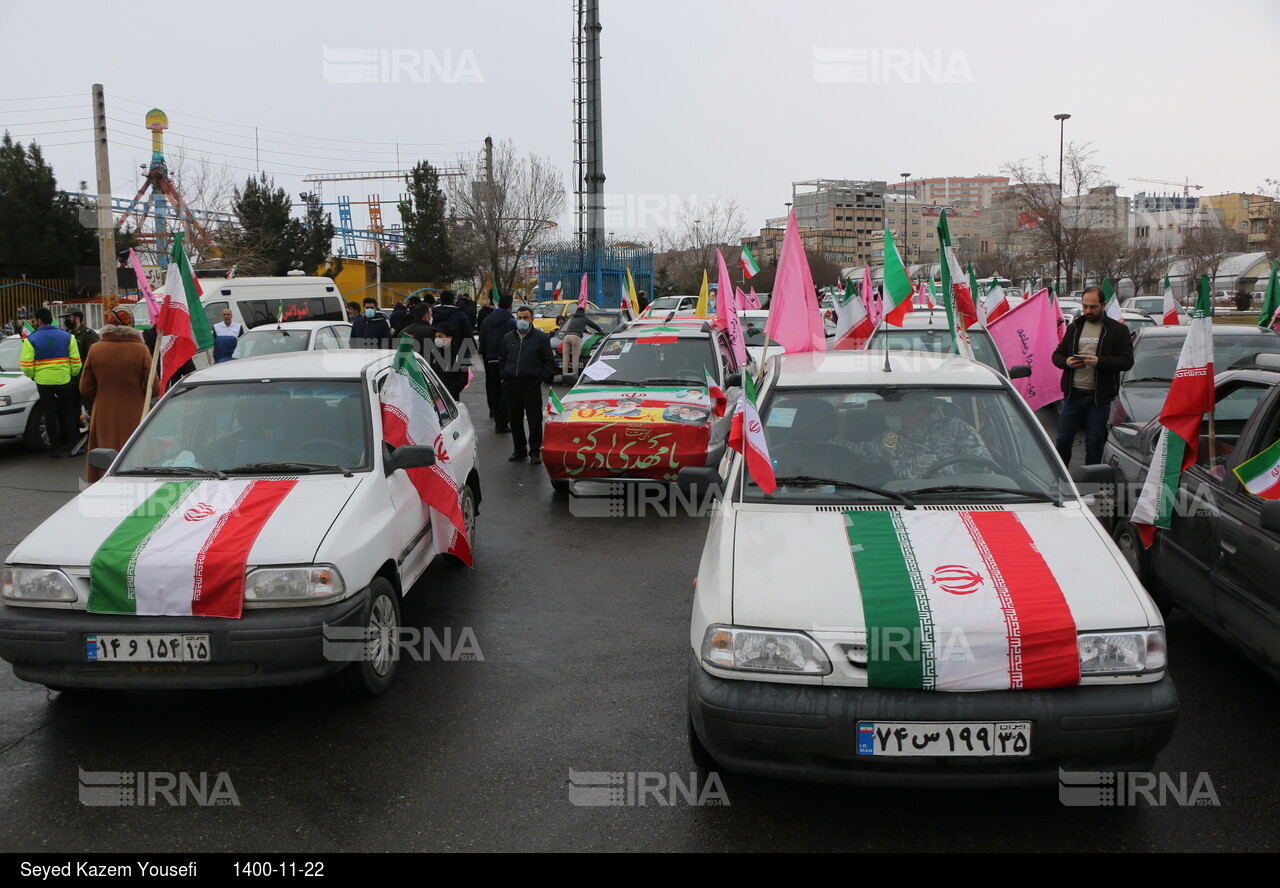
[1054,113,1071,295]
[900,172,911,266]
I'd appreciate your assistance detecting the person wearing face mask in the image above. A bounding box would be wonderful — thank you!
[429,322,468,401]
[497,305,556,463]
[349,297,392,349]
[398,303,436,357]
[64,310,99,425]
[849,397,993,481]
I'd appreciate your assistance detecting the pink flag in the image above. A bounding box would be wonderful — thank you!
[127,249,161,325]
[745,287,761,310]
[764,210,826,354]
[862,263,880,328]
[715,249,733,331]
[577,273,589,309]
[987,288,1061,411]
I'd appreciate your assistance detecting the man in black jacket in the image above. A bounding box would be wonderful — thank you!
[497,305,555,463]
[1050,286,1134,466]
[479,294,517,431]
[430,290,474,343]
[349,297,393,349]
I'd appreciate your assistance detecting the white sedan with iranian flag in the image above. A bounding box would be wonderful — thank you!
[681,350,1178,787]
[0,348,479,695]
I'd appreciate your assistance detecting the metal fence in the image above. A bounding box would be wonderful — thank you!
[0,278,79,334]
[534,245,654,309]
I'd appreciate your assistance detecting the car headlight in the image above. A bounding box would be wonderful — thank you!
[0,395,10,407]
[3,567,77,602]
[1078,629,1166,676]
[244,565,346,605]
[701,624,831,675]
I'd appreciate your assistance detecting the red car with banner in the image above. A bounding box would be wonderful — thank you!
[543,317,747,488]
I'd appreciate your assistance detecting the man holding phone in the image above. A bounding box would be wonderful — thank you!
[1051,286,1134,466]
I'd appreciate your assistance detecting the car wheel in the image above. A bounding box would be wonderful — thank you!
[22,407,50,453]
[1112,520,1171,614]
[688,714,722,773]
[450,484,477,566]
[551,479,570,493]
[338,578,401,697]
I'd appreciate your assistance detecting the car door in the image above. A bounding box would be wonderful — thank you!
[374,367,436,591]
[1210,388,1280,669]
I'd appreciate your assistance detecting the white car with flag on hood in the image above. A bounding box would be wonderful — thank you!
[680,348,1178,787]
[0,341,479,696]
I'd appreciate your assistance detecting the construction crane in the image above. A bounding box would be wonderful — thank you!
[1129,176,1203,197]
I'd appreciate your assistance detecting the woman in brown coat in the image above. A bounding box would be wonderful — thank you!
[80,308,155,484]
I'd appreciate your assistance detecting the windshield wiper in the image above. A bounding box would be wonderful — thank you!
[771,475,916,509]
[1123,377,1173,384]
[641,376,703,385]
[116,465,227,479]
[905,484,1058,505]
[226,461,353,478]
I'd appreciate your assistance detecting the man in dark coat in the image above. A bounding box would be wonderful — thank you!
[497,305,556,463]
[398,304,436,357]
[349,297,393,349]
[478,293,517,430]
[430,290,474,343]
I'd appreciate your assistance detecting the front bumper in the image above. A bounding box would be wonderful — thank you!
[0,588,371,690]
[689,652,1179,788]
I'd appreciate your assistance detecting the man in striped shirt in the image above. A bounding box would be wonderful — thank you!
[19,308,82,458]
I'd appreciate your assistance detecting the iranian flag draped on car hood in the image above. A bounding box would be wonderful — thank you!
[727,505,1153,690]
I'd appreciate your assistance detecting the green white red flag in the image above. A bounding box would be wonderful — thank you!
[546,388,565,416]
[1258,261,1280,332]
[937,212,979,330]
[157,232,214,390]
[704,367,726,417]
[380,338,472,565]
[982,280,1011,325]
[1233,437,1280,500]
[833,277,873,350]
[1102,277,1124,324]
[881,226,915,326]
[740,245,760,279]
[842,509,1079,690]
[1131,275,1216,546]
[88,479,297,617]
[1161,274,1180,325]
[728,371,775,494]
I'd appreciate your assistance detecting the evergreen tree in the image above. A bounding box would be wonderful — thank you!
[0,132,94,276]
[387,160,456,281]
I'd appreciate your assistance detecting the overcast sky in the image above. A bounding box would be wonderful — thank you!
[3,0,1278,244]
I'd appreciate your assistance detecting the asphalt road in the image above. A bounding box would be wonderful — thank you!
[0,388,1275,853]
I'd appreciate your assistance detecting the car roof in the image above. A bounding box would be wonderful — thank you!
[1135,325,1280,339]
[181,349,396,382]
[885,312,991,331]
[616,317,716,338]
[770,349,1005,387]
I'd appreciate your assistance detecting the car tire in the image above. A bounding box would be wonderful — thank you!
[338,577,401,697]
[22,407,50,453]
[551,479,569,493]
[449,484,478,566]
[688,714,723,773]
[1112,520,1171,614]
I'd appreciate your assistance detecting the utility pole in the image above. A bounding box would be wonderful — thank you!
[92,84,119,311]
[484,135,498,294]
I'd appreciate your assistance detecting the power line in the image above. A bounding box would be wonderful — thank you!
[0,116,92,126]
[0,94,85,102]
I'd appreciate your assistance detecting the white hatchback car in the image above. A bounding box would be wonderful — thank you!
[231,320,354,359]
[0,350,479,695]
[0,335,48,451]
[682,350,1178,786]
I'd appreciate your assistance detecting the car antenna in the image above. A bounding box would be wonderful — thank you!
[882,318,892,373]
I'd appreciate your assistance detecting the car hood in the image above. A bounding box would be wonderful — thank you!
[552,385,716,423]
[730,503,1153,635]
[0,371,37,401]
[7,474,363,569]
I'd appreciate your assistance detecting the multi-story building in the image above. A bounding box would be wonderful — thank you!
[1130,205,1223,253]
[1201,193,1266,242]
[789,178,885,265]
[1246,196,1277,251]
[886,175,1011,210]
[740,223,860,270]
[883,193,981,265]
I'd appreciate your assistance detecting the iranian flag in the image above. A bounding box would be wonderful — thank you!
[843,509,1080,690]
[833,277,873,350]
[1258,261,1279,332]
[881,227,915,326]
[622,268,641,321]
[704,367,727,417]
[18,320,34,340]
[728,372,775,494]
[1131,275,1216,546]
[740,245,760,279]
[88,479,297,617]
[381,339,473,565]
[547,388,565,416]
[157,232,214,389]
[552,280,563,299]
[983,280,1011,325]
[1161,274,1180,325]
[938,212,978,330]
[1234,437,1280,500]
[1102,277,1124,323]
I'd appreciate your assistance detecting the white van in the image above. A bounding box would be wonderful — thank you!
[199,273,346,330]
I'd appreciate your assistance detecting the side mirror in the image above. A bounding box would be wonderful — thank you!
[384,443,437,475]
[88,448,118,472]
[677,466,724,501]
[1071,464,1115,485]
[1008,365,1032,379]
[1262,501,1280,535]
[724,373,742,389]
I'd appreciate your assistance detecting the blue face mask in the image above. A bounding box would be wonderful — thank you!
[516,319,532,332]
[365,308,376,318]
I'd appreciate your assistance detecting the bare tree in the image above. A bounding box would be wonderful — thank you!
[1180,222,1244,297]
[1118,242,1168,298]
[166,145,237,266]
[972,249,1041,289]
[447,139,566,294]
[656,196,748,293]
[1079,230,1127,287]
[1253,178,1280,260]
[1001,143,1114,293]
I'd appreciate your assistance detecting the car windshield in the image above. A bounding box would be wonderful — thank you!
[1130,299,1163,314]
[233,328,313,358]
[533,303,563,318]
[742,386,1067,504]
[584,337,717,385]
[116,380,369,474]
[864,327,1005,375]
[0,337,20,371]
[1125,331,1280,382]
[649,297,694,312]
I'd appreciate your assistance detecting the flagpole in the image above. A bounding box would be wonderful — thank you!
[1208,410,1217,468]
[141,325,162,425]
